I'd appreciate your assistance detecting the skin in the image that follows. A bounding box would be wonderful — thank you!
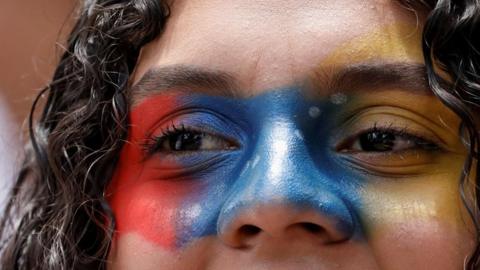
[106,0,476,269]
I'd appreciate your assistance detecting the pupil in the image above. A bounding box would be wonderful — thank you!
[359,131,395,152]
[169,132,203,151]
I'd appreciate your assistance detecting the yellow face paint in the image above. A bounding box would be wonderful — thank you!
[322,23,424,67]
[360,172,466,233]
[317,22,473,250]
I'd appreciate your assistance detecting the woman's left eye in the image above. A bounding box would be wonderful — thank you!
[147,126,238,154]
[339,128,439,153]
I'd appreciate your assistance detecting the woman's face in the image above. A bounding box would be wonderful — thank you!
[107,0,475,269]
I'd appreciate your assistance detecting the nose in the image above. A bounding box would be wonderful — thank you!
[218,198,354,248]
[216,121,356,249]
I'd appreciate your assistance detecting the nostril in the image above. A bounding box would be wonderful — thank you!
[238,224,262,237]
[300,222,324,234]
[234,225,262,248]
[218,201,355,248]
[239,224,262,236]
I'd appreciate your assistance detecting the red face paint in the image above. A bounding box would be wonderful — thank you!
[107,93,195,249]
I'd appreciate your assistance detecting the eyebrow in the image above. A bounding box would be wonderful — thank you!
[130,65,239,105]
[308,62,432,96]
[130,62,433,104]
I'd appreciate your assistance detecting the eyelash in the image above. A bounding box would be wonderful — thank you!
[144,123,189,155]
[143,123,236,156]
[336,123,441,153]
[143,121,441,157]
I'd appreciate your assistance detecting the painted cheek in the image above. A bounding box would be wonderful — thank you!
[357,176,473,260]
[107,94,193,249]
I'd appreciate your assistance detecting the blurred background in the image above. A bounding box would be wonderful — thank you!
[0,0,76,206]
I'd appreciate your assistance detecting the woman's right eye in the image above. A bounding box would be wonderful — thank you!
[148,126,238,154]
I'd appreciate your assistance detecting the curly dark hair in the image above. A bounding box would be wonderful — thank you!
[0,0,479,269]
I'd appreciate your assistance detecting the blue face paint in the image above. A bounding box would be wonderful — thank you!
[173,88,364,247]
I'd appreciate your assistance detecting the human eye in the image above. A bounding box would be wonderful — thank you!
[337,124,440,154]
[144,124,239,156]
[333,116,447,176]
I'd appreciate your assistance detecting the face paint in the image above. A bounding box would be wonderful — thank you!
[107,93,182,248]
[320,23,424,67]
[107,87,464,250]
[108,87,368,250]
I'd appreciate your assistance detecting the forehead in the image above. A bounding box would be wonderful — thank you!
[132,0,425,93]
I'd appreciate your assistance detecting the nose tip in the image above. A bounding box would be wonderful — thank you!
[218,202,355,249]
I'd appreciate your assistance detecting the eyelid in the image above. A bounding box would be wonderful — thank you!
[138,123,242,179]
[334,106,453,148]
[333,129,441,178]
[341,104,466,148]
[335,124,442,153]
[142,122,241,158]
[141,106,246,139]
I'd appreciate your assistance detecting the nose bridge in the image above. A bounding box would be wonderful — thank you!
[235,118,311,204]
[256,120,300,196]
[217,114,355,240]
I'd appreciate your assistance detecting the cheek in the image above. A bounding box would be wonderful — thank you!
[107,93,196,249]
[368,220,472,270]
[108,150,226,250]
[107,136,224,250]
[358,177,475,269]
[108,173,193,249]
[108,232,217,270]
